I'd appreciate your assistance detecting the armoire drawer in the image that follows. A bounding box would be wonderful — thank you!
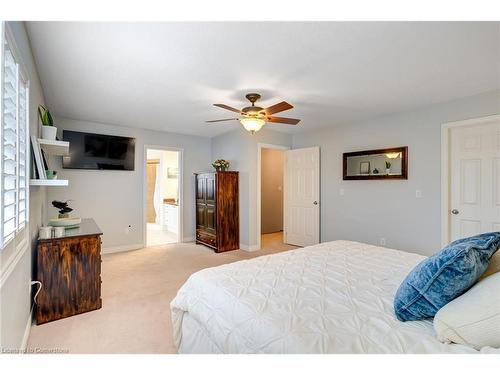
[196,230,217,247]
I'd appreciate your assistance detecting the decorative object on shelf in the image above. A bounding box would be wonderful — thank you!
[52,200,73,218]
[385,161,391,175]
[38,105,57,140]
[46,170,57,180]
[53,227,65,238]
[30,136,46,179]
[212,159,230,171]
[360,161,370,175]
[39,226,53,240]
[48,217,82,228]
[343,146,408,180]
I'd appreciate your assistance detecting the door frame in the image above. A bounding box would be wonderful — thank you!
[257,143,290,250]
[143,145,184,247]
[440,114,500,246]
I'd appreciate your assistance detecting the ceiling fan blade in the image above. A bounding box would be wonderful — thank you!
[264,101,293,115]
[213,104,241,113]
[267,116,301,125]
[205,118,239,123]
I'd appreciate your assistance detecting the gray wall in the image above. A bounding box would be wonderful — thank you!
[0,22,47,350]
[47,117,212,251]
[211,127,292,248]
[261,148,284,234]
[293,90,500,256]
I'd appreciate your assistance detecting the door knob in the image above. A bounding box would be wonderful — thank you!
[451,209,459,215]
[313,201,318,205]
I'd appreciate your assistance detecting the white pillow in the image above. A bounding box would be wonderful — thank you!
[481,249,500,279]
[434,272,500,350]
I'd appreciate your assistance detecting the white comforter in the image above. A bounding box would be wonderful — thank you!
[170,240,490,353]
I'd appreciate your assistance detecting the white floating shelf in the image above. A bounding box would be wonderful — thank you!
[38,138,69,156]
[30,179,69,186]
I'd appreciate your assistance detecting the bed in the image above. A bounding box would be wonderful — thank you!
[170,240,497,353]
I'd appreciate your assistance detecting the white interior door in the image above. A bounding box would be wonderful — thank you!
[284,147,320,246]
[450,119,500,241]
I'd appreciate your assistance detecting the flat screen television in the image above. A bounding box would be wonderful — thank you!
[62,130,135,170]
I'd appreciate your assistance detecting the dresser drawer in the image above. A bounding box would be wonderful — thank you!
[196,230,217,247]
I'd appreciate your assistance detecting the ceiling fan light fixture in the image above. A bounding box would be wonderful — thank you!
[386,152,401,159]
[240,117,266,134]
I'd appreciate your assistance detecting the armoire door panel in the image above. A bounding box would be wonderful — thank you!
[206,177,216,203]
[196,178,205,202]
[196,205,206,229]
[206,206,216,233]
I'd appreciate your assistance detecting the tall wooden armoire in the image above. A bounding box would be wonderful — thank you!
[194,171,239,252]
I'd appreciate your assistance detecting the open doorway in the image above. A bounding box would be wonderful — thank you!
[258,144,288,249]
[258,144,320,250]
[144,147,182,247]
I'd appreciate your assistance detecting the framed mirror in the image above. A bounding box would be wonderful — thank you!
[343,146,408,180]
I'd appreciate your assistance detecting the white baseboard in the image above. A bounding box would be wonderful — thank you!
[239,243,260,252]
[182,236,195,243]
[21,308,32,352]
[102,243,144,254]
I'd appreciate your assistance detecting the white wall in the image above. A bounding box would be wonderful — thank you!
[261,149,284,233]
[292,90,500,256]
[47,117,211,251]
[211,127,292,249]
[0,22,47,350]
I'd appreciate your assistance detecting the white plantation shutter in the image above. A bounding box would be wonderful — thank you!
[1,24,29,248]
[18,77,28,228]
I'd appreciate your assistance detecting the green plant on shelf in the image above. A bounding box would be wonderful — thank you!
[38,105,54,126]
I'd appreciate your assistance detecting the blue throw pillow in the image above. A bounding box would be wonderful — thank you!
[394,232,500,322]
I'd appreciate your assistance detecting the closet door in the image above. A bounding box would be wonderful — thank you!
[284,147,320,247]
[450,120,500,240]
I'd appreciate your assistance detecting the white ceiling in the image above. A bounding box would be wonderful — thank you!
[26,22,500,137]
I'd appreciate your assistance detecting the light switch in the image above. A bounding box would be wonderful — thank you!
[340,188,345,196]
[416,190,422,199]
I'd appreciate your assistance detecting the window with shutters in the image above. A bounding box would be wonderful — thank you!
[1,23,29,249]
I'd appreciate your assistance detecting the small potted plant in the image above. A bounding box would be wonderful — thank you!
[52,200,73,218]
[385,161,391,175]
[212,159,229,172]
[38,105,57,140]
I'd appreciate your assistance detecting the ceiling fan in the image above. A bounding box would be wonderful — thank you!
[206,93,301,134]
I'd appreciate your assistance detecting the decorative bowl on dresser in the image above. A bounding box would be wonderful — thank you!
[36,218,103,325]
[194,171,239,252]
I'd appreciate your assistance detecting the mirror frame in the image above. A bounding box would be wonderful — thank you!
[342,146,408,180]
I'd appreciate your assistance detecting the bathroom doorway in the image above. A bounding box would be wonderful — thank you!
[144,146,182,246]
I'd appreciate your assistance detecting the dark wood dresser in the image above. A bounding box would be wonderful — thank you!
[36,218,103,325]
[195,171,239,252]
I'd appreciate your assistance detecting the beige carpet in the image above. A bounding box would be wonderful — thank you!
[27,232,296,354]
